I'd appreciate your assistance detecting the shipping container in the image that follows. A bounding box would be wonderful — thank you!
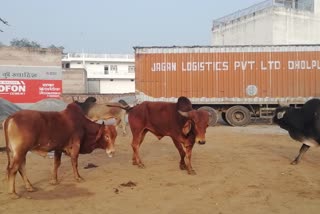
[134,45,320,126]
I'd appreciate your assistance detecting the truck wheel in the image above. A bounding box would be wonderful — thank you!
[221,112,230,125]
[198,106,218,126]
[225,106,251,126]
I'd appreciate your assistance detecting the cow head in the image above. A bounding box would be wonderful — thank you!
[75,97,97,114]
[179,110,209,145]
[96,122,117,157]
[274,100,290,123]
[272,106,294,131]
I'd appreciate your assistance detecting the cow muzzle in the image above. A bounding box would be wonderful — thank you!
[196,138,206,145]
[106,149,115,158]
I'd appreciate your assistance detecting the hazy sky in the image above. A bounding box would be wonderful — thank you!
[1,0,263,54]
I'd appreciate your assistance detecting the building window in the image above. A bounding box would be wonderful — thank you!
[128,65,135,73]
[104,65,109,74]
[110,65,118,73]
[66,63,70,68]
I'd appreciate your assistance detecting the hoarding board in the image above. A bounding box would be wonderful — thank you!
[0,79,62,103]
[0,65,62,103]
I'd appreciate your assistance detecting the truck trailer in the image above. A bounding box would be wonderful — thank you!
[133,45,320,126]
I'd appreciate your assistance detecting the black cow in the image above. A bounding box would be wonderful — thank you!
[273,98,320,164]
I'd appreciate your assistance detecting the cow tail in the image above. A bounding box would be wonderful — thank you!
[106,104,133,112]
[3,117,11,178]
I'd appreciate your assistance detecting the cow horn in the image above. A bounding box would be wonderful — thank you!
[277,99,289,107]
[277,111,286,119]
[178,110,189,118]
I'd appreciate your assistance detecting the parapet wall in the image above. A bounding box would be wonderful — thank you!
[0,46,62,66]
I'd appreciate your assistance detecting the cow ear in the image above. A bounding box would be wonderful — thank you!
[96,125,104,141]
[182,120,192,136]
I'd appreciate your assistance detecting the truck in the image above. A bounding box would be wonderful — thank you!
[133,45,320,126]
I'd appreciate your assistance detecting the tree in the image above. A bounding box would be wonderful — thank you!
[48,44,65,51]
[10,38,41,48]
[9,38,65,51]
[0,17,9,32]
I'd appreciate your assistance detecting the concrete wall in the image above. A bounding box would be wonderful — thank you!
[272,7,320,44]
[212,9,273,45]
[60,93,136,104]
[62,68,87,93]
[212,2,320,45]
[100,79,135,94]
[315,0,320,14]
[0,46,62,66]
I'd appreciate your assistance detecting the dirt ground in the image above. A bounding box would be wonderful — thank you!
[0,124,320,214]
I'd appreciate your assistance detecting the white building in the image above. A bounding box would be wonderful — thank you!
[212,0,320,45]
[62,53,135,94]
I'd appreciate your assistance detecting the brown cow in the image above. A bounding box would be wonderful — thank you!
[3,102,117,199]
[114,96,210,175]
[75,97,129,135]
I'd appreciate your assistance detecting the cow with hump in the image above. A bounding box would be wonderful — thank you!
[3,102,117,199]
[115,96,210,175]
[273,98,320,165]
[75,97,129,136]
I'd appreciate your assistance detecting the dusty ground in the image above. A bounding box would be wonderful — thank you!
[0,124,320,214]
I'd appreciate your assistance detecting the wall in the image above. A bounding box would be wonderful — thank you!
[60,93,136,104]
[100,79,135,94]
[212,9,274,45]
[212,4,320,45]
[62,68,87,93]
[272,7,320,44]
[0,46,62,66]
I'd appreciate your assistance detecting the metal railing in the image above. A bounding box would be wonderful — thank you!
[62,53,134,60]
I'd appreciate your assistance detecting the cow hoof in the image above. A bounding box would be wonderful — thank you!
[180,164,187,170]
[291,160,299,165]
[49,180,59,185]
[138,163,145,168]
[76,177,85,182]
[188,170,196,175]
[9,193,20,199]
[26,187,36,192]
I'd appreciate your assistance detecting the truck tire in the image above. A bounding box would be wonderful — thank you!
[198,106,218,126]
[225,105,251,126]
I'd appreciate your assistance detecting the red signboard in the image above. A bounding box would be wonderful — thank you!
[0,79,62,103]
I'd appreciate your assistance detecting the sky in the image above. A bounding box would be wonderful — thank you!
[1,0,263,54]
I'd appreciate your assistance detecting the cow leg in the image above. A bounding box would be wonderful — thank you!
[7,156,22,199]
[71,155,84,182]
[70,143,83,182]
[172,140,187,170]
[120,113,127,136]
[50,151,62,185]
[121,119,127,136]
[185,145,196,175]
[131,129,147,168]
[291,144,310,165]
[18,156,34,192]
